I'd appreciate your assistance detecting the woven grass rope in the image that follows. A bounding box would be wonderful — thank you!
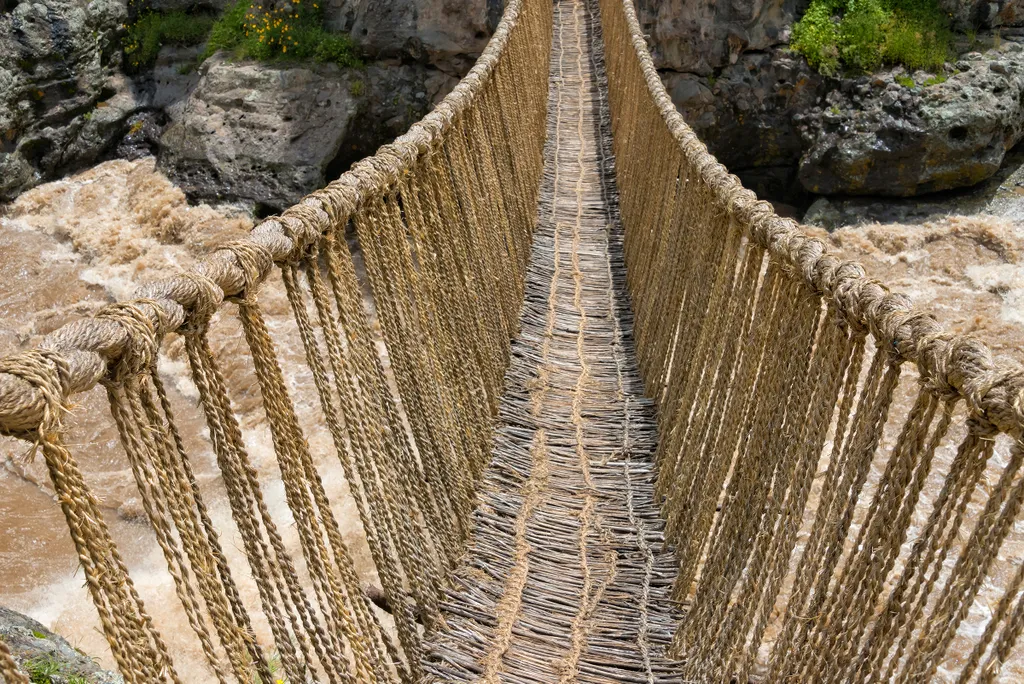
[2,0,1024,681]
[601,0,1024,680]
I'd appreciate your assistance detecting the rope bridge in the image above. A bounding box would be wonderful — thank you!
[1,0,1023,681]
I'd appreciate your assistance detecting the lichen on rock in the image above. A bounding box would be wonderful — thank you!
[0,606,122,684]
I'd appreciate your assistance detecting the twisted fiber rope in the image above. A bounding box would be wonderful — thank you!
[178,264,346,684]
[282,257,426,667]
[0,0,547,681]
[0,350,179,684]
[0,638,28,684]
[422,1,680,680]
[102,301,280,684]
[183,321,339,684]
[602,0,1024,680]
[601,0,1024,439]
[0,0,540,436]
[4,0,1024,680]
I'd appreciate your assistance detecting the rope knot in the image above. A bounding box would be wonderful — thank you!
[223,240,274,299]
[178,270,224,332]
[966,414,1001,440]
[95,301,162,384]
[0,349,72,441]
[915,330,961,402]
[873,293,918,361]
[274,214,321,264]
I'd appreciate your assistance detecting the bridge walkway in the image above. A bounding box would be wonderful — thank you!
[422,0,681,680]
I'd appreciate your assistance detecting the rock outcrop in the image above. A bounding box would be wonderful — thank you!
[325,0,500,75]
[798,43,1024,197]
[158,54,456,208]
[0,0,492,205]
[640,0,1024,200]
[659,32,1024,199]
[664,49,826,202]
[940,0,1024,30]
[0,606,122,683]
[1,0,1022,205]
[0,0,142,201]
[636,0,801,74]
[804,141,1024,228]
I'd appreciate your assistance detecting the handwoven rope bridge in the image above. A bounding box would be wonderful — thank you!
[2,0,1024,682]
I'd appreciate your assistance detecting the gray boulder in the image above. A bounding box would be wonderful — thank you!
[324,0,498,76]
[797,43,1024,197]
[664,49,826,202]
[636,0,801,74]
[0,606,121,684]
[0,0,141,201]
[158,54,455,208]
[803,142,1024,229]
[939,0,1024,30]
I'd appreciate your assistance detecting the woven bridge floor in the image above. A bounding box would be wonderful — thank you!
[421,0,681,680]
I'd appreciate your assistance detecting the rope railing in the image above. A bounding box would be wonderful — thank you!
[601,0,1024,680]
[4,0,1024,680]
[0,0,552,680]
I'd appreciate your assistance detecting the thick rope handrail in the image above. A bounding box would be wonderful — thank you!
[0,0,534,437]
[5,0,1024,680]
[610,0,1024,439]
[603,1,1024,680]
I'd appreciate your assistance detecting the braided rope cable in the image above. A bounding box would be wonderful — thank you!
[0,0,537,437]
[599,0,1024,439]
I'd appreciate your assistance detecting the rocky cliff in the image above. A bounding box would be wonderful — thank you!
[0,0,138,201]
[640,0,1024,202]
[2,0,1023,206]
[1,606,122,683]
[1,0,489,205]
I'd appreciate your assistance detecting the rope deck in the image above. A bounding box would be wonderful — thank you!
[422,1,680,680]
[3,0,1024,681]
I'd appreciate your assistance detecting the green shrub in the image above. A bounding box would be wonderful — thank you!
[792,0,952,75]
[312,31,361,67]
[202,0,249,59]
[791,0,843,74]
[882,12,951,71]
[838,0,889,72]
[201,0,361,67]
[124,9,215,68]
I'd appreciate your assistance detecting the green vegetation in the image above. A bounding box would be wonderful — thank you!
[23,654,90,684]
[123,7,215,69]
[202,0,361,67]
[896,74,916,87]
[922,72,947,86]
[262,649,285,684]
[792,0,953,75]
[123,0,361,71]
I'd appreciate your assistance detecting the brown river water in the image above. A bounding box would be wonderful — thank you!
[1,159,1023,680]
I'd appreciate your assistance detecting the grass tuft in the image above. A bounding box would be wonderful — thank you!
[23,653,93,684]
[123,9,215,69]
